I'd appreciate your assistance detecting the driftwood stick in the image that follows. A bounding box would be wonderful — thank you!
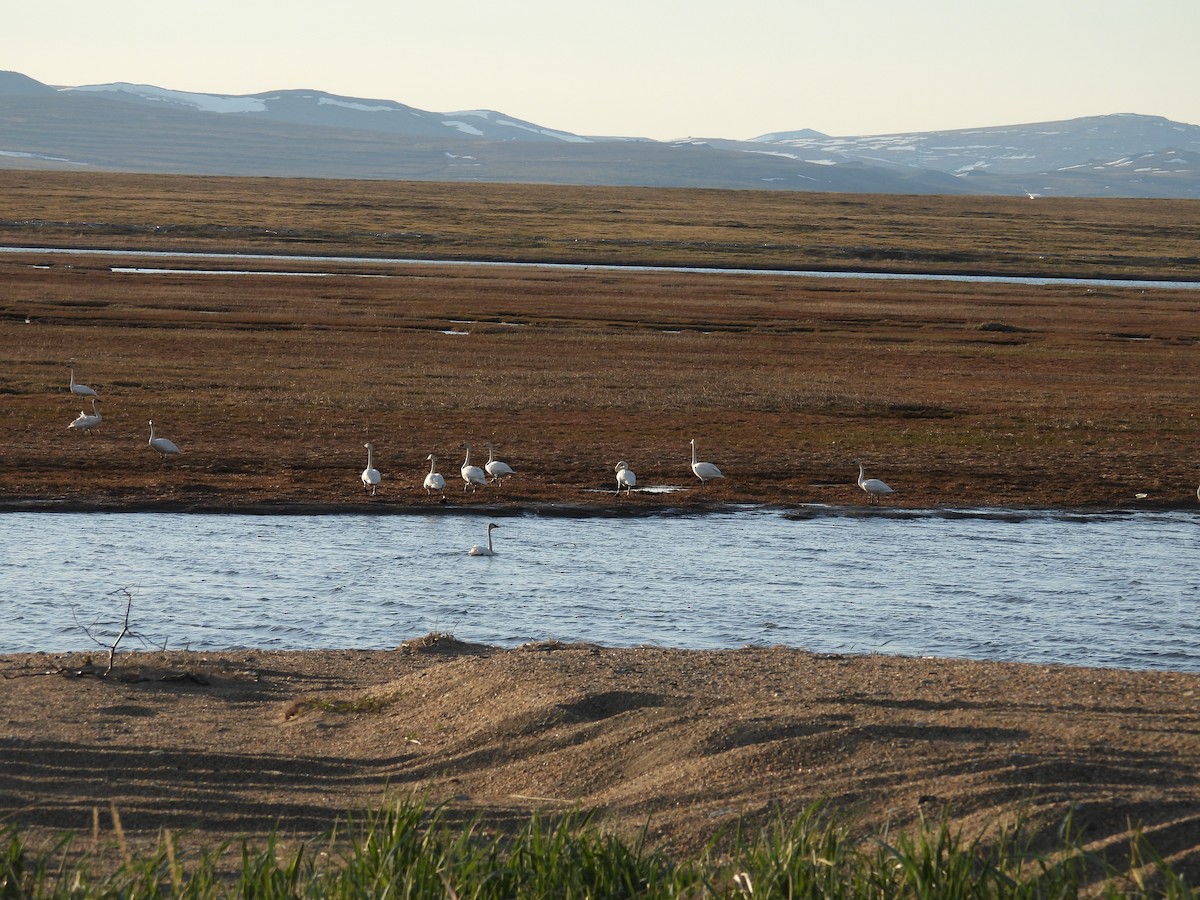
[104,588,134,676]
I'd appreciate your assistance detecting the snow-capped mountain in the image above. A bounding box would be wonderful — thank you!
[3,71,1199,198]
[738,114,1200,198]
[59,80,592,143]
[749,114,1200,177]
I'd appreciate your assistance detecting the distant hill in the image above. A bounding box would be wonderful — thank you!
[2,71,1198,198]
[0,71,56,96]
[744,114,1200,199]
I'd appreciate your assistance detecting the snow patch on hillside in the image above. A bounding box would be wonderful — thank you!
[62,83,266,113]
[443,120,485,136]
[449,110,591,143]
[317,97,396,114]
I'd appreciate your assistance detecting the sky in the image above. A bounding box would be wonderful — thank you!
[5,0,1199,141]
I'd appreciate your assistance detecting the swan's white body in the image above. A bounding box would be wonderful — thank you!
[148,421,181,457]
[461,444,488,492]
[468,522,498,556]
[615,460,636,494]
[67,397,102,432]
[856,461,894,504]
[689,438,724,483]
[485,442,516,484]
[424,454,446,497]
[69,367,98,399]
[361,442,381,495]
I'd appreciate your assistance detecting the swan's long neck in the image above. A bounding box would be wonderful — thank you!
[69,369,76,387]
[367,445,375,467]
[463,446,472,466]
[857,463,866,487]
[487,529,494,552]
[487,444,496,463]
[429,456,437,474]
[149,421,156,440]
[690,441,698,465]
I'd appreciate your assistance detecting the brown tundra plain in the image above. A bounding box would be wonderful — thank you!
[0,171,1198,511]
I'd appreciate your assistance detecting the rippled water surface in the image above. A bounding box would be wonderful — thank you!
[2,509,1197,671]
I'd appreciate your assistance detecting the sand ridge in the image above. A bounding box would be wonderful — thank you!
[2,644,1198,878]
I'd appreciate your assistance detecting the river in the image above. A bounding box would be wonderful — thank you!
[2,507,1196,671]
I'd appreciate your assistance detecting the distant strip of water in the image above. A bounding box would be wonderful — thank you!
[1,508,1196,671]
[3,246,1199,290]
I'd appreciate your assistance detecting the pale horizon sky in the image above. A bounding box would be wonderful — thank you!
[5,0,1198,141]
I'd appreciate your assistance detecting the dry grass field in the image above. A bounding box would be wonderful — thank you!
[1,170,1198,511]
[3,171,1200,277]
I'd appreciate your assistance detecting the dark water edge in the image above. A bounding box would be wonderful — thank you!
[1,498,1196,519]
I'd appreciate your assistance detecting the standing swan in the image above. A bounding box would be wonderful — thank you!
[68,366,98,399]
[461,444,488,492]
[424,454,446,498]
[485,441,516,485]
[855,460,894,504]
[361,442,381,495]
[147,421,181,457]
[468,522,499,556]
[615,460,636,494]
[689,438,724,484]
[67,397,102,432]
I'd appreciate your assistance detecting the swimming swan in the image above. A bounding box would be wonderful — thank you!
[468,522,499,556]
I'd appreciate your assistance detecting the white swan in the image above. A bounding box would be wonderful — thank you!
[615,460,636,494]
[485,441,516,485]
[461,444,488,492]
[68,366,98,399]
[689,438,724,483]
[468,522,499,556]
[855,460,894,504]
[361,442,381,495]
[424,454,446,498]
[148,420,181,457]
[67,397,101,432]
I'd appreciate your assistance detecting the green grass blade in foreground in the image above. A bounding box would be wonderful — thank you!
[1,801,1196,898]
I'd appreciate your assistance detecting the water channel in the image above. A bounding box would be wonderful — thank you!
[3,245,1200,290]
[2,508,1196,671]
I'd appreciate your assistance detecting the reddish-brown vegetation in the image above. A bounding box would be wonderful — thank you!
[1,171,1197,511]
